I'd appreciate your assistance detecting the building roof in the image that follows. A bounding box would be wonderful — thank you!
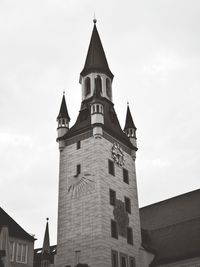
[58,96,136,150]
[124,105,136,131]
[140,188,200,230]
[0,207,35,242]
[140,189,200,265]
[34,245,56,267]
[57,94,70,121]
[80,21,114,80]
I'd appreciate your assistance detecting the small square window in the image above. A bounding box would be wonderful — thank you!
[127,227,133,245]
[77,141,81,149]
[108,160,115,176]
[109,189,116,206]
[129,257,136,267]
[111,220,118,239]
[124,197,131,214]
[111,250,119,267]
[123,169,129,184]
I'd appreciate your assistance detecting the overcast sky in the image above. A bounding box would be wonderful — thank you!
[0,0,200,248]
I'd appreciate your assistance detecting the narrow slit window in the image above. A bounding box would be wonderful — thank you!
[111,220,118,239]
[109,189,116,206]
[108,160,115,176]
[123,168,129,184]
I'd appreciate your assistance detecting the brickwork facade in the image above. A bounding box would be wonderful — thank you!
[56,132,141,267]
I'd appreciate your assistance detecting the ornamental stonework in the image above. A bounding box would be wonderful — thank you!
[113,199,129,237]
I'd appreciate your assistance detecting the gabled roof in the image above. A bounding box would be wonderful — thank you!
[140,189,200,265]
[0,207,35,242]
[57,94,70,121]
[80,21,114,80]
[124,105,136,130]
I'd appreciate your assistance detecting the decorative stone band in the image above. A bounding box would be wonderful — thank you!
[113,199,129,237]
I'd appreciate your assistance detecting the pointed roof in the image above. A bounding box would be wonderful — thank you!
[42,218,50,255]
[57,93,70,121]
[124,104,136,130]
[80,20,114,80]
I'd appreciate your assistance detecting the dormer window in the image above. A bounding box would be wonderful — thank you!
[85,77,91,96]
[106,78,111,98]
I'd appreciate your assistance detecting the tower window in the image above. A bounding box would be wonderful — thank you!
[111,220,118,239]
[109,189,116,206]
[111,250,119,267]
[124,197,131,214]
[120,254,128,267]
[95,75,102,95]
[85,77,91,96]
[127,227,133,245]
[123,168,129,184]
[77,141,81,149]
[96,104,99,113]
[129,257,136,267]
[106,78,111,98]
[76,164,81,176]
[108,160,115,176]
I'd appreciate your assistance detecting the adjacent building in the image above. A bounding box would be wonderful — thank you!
[0,207,35,267]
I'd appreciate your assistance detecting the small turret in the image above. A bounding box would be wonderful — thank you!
[57,92,70,149]
[91,76,104,138]
[124,103,137,149]
[41,218,50,267]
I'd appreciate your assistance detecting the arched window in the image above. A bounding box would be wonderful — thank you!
[85,77,91,96]
[96,105,99,113]
[106,78,111,98]
[95,75,102,95]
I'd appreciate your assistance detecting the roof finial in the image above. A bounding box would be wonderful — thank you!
[93,13,97,24]
[127,101,129,106]
[46,217,49,221]
[63,90,65,96]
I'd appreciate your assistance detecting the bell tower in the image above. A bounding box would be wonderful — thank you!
[56,20,142,267]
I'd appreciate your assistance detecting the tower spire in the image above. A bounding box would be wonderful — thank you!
[42,218,50,255]
[80,21,113,80]
[41,218,50,267]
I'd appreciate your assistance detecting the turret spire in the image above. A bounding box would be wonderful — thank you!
[57,93,70,146]
[57,92,70,122]
[124,104,136,132]
[80,21,113,80]
[41,218,51,267]
[42,218,50,255]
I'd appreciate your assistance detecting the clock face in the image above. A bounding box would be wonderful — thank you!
[111,143,125,166]
[67,173,95,198]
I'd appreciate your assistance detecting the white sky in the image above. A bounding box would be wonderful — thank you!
[0,0,200,248]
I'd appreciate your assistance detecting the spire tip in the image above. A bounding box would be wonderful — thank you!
[93,13,97,24]
[46,217,49,221]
